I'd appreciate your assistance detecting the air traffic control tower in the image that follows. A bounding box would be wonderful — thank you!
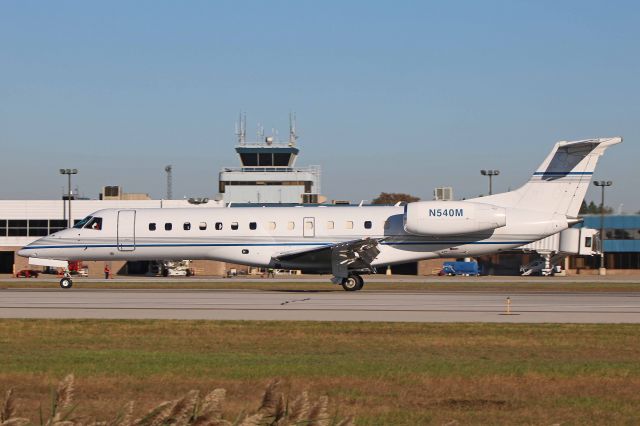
[218,115,322,204]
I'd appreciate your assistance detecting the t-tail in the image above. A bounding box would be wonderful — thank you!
[475,137,622,217]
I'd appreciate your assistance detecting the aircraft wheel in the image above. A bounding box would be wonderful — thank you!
[341,274,364,291]
[59,277,73,289]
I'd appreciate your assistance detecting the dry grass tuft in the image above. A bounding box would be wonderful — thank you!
[307,395,330,426]
[0,376,353,426]
[287,391,310,423]
[199,388,225,419]
[56,375,75,410]
[1,390,17,422]
[1,389,29,426]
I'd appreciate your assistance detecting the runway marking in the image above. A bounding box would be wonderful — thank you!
[280,297,311,306]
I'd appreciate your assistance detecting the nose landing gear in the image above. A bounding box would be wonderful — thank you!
[59,272,73,289]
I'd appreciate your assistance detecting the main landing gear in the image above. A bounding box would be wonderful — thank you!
[341,274,364,291]
[59,272,73,289]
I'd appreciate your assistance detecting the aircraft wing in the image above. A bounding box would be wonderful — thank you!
[273,238,383,278]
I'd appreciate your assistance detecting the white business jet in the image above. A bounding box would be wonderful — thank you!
[19,137,621,290]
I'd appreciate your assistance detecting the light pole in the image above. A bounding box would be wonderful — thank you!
[593,180,612,275]
[60,169,78,228]
[480,169,500,195]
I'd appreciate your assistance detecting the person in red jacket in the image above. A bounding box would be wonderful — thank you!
[104,264,110,280]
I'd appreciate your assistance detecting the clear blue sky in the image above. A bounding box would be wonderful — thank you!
[1,1,638,211]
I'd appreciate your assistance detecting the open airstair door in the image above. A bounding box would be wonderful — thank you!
[117,210,136,251]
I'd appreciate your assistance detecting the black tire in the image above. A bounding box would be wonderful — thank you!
[59,278,73,289]
[341,275,364,291]
[354,274,364,290]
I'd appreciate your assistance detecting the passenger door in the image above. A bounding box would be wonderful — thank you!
[117,210,136,251]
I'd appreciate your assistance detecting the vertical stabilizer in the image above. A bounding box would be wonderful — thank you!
[476,137,622,217]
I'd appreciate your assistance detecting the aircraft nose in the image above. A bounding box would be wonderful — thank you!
[17,239,40,258]
[17,247,31,258]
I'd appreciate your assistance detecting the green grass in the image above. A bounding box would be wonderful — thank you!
[2,320,640,424]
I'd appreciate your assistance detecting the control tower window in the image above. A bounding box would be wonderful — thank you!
[274,153,291,166]
[258,153,273,166]
[240,153,258,166]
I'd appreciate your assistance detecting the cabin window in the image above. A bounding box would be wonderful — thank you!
[165,223,172,231]
[199,222,207,230]
[183,222,191,231]
[149,223,156,231]
[231,222,239,230]
[215,222,223,230]
[249,222,257,230]
[327,221,334,229]
[305,221,314,230]
[345,221,354,229]
[287,221,295,230]
[364,220,372,229]
[267,221,276,230]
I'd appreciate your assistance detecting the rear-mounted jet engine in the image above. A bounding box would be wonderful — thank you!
[404,201,507,236]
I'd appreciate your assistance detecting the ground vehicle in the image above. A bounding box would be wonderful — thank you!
[15,269,40,278]
[441,261,481,276]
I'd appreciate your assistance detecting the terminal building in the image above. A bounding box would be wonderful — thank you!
[575,215,640,270]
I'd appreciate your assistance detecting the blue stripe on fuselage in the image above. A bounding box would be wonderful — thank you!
[20,240,532,250]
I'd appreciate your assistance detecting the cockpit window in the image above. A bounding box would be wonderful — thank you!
[84,217,103,230]
[73,216,93,229]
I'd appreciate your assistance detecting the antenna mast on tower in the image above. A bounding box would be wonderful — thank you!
[289,112,298,146]
[164,165,173,199]
[235,112,246,145]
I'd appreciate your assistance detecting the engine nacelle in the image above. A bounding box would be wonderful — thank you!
[404,201,507,236]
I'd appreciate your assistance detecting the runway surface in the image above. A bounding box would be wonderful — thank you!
[2,289,640,323]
